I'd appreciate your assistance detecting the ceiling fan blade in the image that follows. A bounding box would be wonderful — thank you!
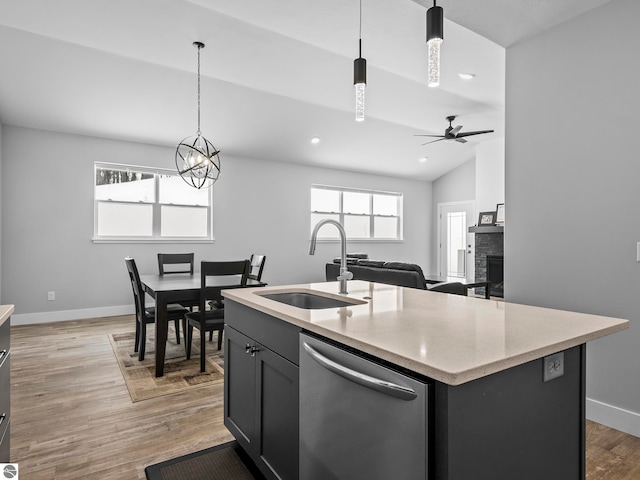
[413,134,444,138]
[455,129,494,138]
[455,138,468,143]
[421,138,446,146]
[450,125,463,136]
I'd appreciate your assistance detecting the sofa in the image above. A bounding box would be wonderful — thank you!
[325,256,428,290]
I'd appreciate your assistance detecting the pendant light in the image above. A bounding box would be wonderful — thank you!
[353,0,366,122]
[426,0,444,87]
[175,41,221,189]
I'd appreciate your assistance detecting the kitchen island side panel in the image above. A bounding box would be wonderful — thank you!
[434,345,585,480]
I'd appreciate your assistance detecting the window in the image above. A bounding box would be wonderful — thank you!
[94,162,212,242]
[311,185,403,240]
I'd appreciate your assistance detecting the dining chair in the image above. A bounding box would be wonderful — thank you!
[185,259,250,372]
[207,254,265,313]
[157,253,199,316]
[125,257,189,360]
[157,253,195,275]
[428,282,468,296]
[248,254,267,282]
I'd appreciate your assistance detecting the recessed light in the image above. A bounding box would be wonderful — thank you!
[419,157,428,163]
[310,137,321,144]
[458,72,476,80]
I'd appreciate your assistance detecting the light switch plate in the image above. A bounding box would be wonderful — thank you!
[637,242,640,262]
[543,352,564,382]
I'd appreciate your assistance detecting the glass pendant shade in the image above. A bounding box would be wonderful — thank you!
[175,41,221,189]
[427,38,442,87]
[175,133,220,189]
[354,55,366,122]
[355,82,365,122]
[427,4,444,88]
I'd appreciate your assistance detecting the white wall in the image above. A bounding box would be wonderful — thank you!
[506,0,640,436]
[475,137,505,214]
[430,158,475,271]
[1,126,431,322]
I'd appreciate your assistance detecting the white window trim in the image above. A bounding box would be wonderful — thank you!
[93,162,214,244]
[311,184,404,241]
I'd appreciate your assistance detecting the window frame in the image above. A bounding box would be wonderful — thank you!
[311,184,403,242]
[93,162,214,244]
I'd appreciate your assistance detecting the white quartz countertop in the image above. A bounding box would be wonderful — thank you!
[0,305,14,327]
[223,281,629,385]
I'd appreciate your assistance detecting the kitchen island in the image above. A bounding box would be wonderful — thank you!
[222,281,628,480]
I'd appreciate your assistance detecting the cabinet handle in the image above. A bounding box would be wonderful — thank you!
[0,349,6,364]
[245,344,259,357]
[303,342,418,401]
[0,413,5,428]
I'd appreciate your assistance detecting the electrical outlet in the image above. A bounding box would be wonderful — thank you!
[47,291,55,301]
[543,352,564,382]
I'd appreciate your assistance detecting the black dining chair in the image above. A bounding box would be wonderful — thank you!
[205,255,263,340]
[248,254,267,282]
[157,253,195,275]
[207,254,265,313]
[157,252,199,331]
[185,260,250,372]
[125,257,189,360]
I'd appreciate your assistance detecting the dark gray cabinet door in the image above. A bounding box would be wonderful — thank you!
[224,326,257,453]
[257,345,299,480]
[224,324,300,480]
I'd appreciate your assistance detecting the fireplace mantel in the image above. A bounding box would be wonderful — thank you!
[469,225,503,234]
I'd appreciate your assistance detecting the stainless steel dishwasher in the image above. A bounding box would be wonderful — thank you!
[300,333,429,480]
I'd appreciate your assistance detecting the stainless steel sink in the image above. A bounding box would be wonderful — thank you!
[261,292,360,309]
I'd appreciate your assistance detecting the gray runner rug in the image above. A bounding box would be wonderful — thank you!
[145,441,265,480]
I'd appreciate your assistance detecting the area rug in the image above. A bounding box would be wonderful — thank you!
[108,326,225,402]
[145,441,265,480]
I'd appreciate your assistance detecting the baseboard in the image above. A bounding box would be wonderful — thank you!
[11,305,134,325]
[586,397,640,438]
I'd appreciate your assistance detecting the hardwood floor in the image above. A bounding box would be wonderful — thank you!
[9,315,640,479]
[10,315,233,479]
[586,421,640,479]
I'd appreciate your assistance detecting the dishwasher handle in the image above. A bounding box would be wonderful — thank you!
[303,342,417,401]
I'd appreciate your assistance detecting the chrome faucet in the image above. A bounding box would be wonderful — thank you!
[309,219,353,294]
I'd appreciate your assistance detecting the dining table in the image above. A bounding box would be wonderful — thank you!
[140,273,266,377]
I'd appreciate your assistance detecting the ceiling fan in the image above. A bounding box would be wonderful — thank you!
[415,116,494,145]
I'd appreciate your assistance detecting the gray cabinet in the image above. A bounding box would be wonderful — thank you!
[0,315,10,462]
[224,301,301,480]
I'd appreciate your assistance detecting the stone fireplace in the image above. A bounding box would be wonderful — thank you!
[469,225,504,297]
[486,255,504,297]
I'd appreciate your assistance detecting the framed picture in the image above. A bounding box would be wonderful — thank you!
[496,203,505,225]
[478,211,496,226]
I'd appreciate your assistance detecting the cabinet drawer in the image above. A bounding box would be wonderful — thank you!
[0,352,9,423]
[0,317,9,355]
[225,301,301,365]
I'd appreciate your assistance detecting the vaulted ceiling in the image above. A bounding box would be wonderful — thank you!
[0,0,614,181]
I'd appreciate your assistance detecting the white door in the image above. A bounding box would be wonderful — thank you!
[437,202,475,279]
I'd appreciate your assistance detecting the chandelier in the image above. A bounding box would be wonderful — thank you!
[175,41,221,189]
